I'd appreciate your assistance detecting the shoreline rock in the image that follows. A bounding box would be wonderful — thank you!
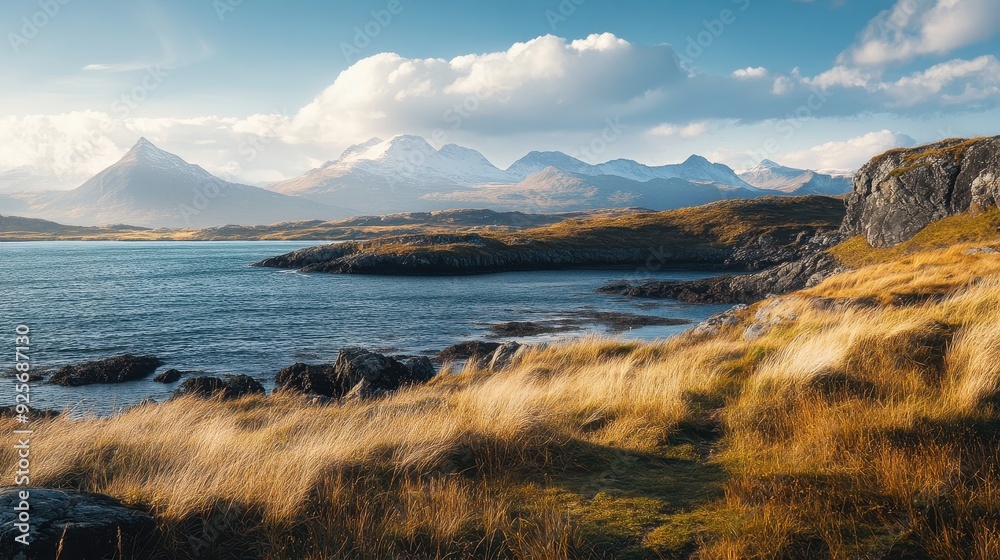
[47,355,163,387]
[173,375,265,400]
[0,487,154,560]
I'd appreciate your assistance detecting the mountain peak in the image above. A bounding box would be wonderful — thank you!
[758,159,781,168]
[682,155,711,166]
[127,137,160,154]
[121,137,184,168]
[339,137,383,161]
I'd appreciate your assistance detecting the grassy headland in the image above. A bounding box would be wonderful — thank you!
[0,209,632,242]
[256,196,846,274]
[8,212,1000,558]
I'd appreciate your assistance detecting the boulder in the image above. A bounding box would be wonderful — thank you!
[437,341,502,367]
[0,487,154,560]
[47,355,163,387]
[404,357,436,383]
[333,348,431,398]
[173,375,264,400]
[174,376,226,399]
[275,363,336,397]
[843,137,1000,247]
[152,369,183,383]
[487,342,526,371]
[220,375,266,400]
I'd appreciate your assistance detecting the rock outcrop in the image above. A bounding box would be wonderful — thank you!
[277,350,438,401]
[275,363,337,396]
[487,342,527,371]
[173,375,265,400]
[0,487,154,560]
[437,341,502,367]
[152,369,183,383]
[47,355,163,386]
[333,348,435,400]
[600,233,846,304]
[843,137,1000,247]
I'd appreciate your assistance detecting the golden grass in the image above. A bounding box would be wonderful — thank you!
[10,215,1000,558]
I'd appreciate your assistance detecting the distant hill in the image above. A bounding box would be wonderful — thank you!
[0,208,644,241]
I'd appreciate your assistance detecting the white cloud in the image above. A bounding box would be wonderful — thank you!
[806,65,873,90]
[780,130,917,171]
[0,31,997,191]
[842,0,1000,66]
[287,33,686,144]
[733,66,768,79]
[771,76,795,95]
[649,121,711,138]
[882,55,1000,106]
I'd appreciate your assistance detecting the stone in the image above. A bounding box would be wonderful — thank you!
[333,348,433,399]
[152,369,183,383]
[274,363,336,397]
[47,355,163,387]
[487,342,526,371]
[219,375,266,400]
[404,357,436,383]
[0,487,154,560]
[437,341,502,367]
[173,376,226,399]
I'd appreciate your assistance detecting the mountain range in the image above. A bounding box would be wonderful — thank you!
[0,136,854,227]
[738,159,852,195]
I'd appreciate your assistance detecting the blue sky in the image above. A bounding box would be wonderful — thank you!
[2,0,1000,187]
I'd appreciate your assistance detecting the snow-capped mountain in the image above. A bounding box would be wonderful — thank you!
[506,152,756,190]
[739,159,852,195]
[18,139,342,228]
[424,167,764,213]
[272,135,512,196]
[505,151,602,179]
[269,134,759,214]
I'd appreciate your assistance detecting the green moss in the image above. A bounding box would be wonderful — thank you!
[887,137,985,177]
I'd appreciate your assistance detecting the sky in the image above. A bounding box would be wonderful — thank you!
[1,0,999,189]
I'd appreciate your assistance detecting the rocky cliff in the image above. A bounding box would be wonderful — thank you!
[843,137,1000,247]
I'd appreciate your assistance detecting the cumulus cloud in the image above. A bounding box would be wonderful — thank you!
[287,33,687,143]
[841,0,1000,66]
[780,130,917,171]
[733,66,769,79]
[649,121,712,138]
[0,31,997,190]
[882,55,1000,106]
[806,66,874,90]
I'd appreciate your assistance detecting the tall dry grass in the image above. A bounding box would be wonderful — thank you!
[7,238,1000,558]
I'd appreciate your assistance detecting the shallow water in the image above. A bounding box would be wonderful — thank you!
[0,241,730,414]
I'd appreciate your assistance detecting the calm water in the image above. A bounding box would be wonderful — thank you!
[0,242,730,414]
